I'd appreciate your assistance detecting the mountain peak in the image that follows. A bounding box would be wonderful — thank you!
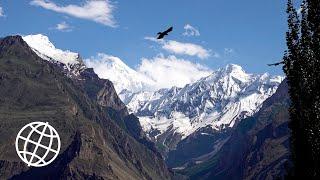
[101,54,128,66]
[1,35,24,43]
[85,53,156,94]
[22,34,83,69]
[22,34,86,76]
[124,63,283,142]
[202,64,249,84]
[225,64,244,72]
[221,64,248,77]
[0,35,39,59]
[0,35,29,48]
[95,53,136,74]
[23,34,56,52]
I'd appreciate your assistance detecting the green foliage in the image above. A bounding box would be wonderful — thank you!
[283,0,320,177]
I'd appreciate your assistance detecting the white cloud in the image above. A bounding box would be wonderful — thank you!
[183,24,200,36]
[84,53,212,91]
[145,37,214,59]
[55,21,73,32]
[137,54,212,89]
[30,0,116,27]
[0,6,4,17]
[162,40,212,59]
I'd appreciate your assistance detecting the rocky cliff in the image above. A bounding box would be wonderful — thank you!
[0,35,171,180]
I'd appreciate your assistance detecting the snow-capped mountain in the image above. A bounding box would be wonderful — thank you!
[20,34,284,152]
[84,53,156,94]
[122,64,283,141]
[22,34,86,76]
[21,34,156,93]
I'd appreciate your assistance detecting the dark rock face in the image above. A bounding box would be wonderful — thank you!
[166,127,231,168]
[0,35,171,180]
[177,80,291,180]
[79,67,128,114]
[10,132,82,179]
[79,67,159,156]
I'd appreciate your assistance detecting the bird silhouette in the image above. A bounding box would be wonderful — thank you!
[157,26,173,39]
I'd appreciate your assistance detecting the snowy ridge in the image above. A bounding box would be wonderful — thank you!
[22,34,86,76]
[122,64,284,139]
[21,34,284,143]
[84,53,156,94]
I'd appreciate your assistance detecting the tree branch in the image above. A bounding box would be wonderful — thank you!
[267,61,284,66]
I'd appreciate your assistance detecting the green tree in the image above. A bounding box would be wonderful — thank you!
[283,0,320,177]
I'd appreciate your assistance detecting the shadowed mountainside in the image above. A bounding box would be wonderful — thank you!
[0,35,171,180]
[177,80,291,179]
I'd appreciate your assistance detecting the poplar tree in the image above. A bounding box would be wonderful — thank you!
[284,0,320,177]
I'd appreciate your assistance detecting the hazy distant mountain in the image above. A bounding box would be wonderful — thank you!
[84,53,156,93]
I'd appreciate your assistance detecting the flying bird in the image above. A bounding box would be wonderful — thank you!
[157,26,173,39]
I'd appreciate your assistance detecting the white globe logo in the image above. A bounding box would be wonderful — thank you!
[15,122,61,167]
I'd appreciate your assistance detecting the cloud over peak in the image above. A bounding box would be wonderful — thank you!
[85,53,212,91]
[30,0,116,27]
[138,55,212,89]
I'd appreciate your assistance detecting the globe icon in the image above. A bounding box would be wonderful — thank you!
[15,122,61,167]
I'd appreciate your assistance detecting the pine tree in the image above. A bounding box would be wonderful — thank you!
[284,0,320,177]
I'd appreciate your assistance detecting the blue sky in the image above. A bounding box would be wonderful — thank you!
[0,0,289,75]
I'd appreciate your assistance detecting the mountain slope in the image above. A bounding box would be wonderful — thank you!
[177,80,291,179]
[0,35,171,179]
[78,67,160,155]
[85,53,156,94]
[122,64,283,156]
[22,34,158,155]
[22,34,86,77]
